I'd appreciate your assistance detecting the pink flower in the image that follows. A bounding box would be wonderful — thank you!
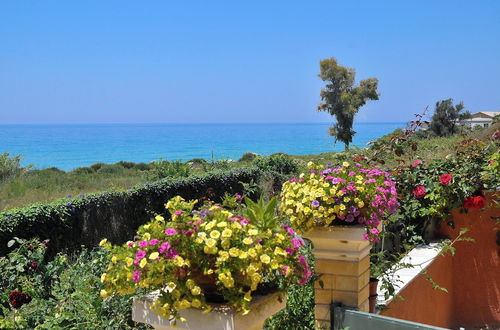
[289,178,296,183]
[164,228,178,236]
[348,171,356,176]
[363,233,370,240]
[285,247,295,255]
[149,239,159,246]
[412,160,422,167]
[135,250,146,260]
[159,242,171,253]
[291,238,304,249]
[127,242,135,248]
[412,186,426,199]
[173,210,183,215]
[240,218,249,225]
[138,240,148,248]
[370,228,379,235]
[183,230,193,237]
[281,265,290,276]
[234,193,243,200]
[132,270,141,283]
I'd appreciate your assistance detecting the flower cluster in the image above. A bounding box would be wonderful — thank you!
[463,195,487,209]
[279,161,398,242]
[100,196,311,322]
[8,291,32,309]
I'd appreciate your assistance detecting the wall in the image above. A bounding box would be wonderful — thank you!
[382,191,499,329]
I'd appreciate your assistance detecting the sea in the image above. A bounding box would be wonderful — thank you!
[0,123,404,171]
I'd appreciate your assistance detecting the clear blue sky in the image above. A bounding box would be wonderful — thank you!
[1,1,499,124]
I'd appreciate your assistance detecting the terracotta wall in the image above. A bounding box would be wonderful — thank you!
[382,191,499,329]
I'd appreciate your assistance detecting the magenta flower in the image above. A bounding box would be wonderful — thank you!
[149,239,159,246]
[291,238,304,249]
[183,230,193,237]
[138,240,148,248]
[348,171,356,176]
[285,247,295,255]
[370,228,379,235]
[234,193,243,200]
[363,233,370,240]
[132,270,142,283]
[289,178,296,183]
[165,249,178,259]
[240,218,249,225]
[164,228,178,236]
[173,210,183,215]
[281,265,290,276]
[412,160,422,167]
[135,250,146,260]
[127,242,135,248]
[159,242,171,253]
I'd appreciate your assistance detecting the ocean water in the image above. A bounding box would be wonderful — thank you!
[0,123,404,171]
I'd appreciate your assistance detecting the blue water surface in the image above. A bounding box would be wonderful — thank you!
[0,123,404,170]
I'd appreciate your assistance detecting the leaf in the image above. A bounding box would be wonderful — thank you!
[7,240,15,248]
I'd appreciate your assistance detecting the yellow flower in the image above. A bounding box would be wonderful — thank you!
[206,238,217,248]
[342,161,350,167]
[204,246,218,254]
[243,237,253,245]
[143,233,151,240]
[186,279,195,289]
[191,286,201,295]
[238,251,248,259]
[192,299,202,308]
[100,273,107,283]
[217,221,228,228]
[229,248,240,257]
[100,289,108,298]
[248,248,257,258]
[274,247,286,256]
[149,252,159,260]
[111,256,118,264]
[270,260,279,269]
[244,290,253,302]
[358,201,365,208]
[155,215,164,221]
[173,256,185,266]
[210,230,221,239]
[248,229,258,236]
[139,258,147,268]
[166,282,176,291]
[221,229,232,238]
[260,254,271,264]
[339,204,346,211]
[125,257,134,267]
[99,239,108,247]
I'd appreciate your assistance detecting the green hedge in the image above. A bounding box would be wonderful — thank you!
[0,168,267,256]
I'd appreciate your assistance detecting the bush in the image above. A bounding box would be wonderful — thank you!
[0,153,26,184]
[117,161,136,169]
[0,238,148,329]
[97,164,126,175]
[90,163,106,172]
[72,167,94,175]
[253,154,299,175]
[133,162,152,171]
[238,152,259,162]
[147,159,190,180]
[0,168,265,255]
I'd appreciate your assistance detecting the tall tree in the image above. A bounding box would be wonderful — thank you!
[429,99,470,137]
[317,58,379,150]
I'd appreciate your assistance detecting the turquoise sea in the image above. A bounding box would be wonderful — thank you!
[0,123,404,170]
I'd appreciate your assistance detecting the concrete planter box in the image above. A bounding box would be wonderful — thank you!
[304,226,372,327]
[132,291,286,330]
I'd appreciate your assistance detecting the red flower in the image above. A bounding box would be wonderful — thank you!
[463,195,487,209]
[440,174,452,185]
[413,186,426,199]
[8,291,32,309]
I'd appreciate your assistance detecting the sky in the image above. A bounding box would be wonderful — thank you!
[1,1,499,124]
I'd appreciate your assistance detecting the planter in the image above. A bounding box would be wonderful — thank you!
[304,226,372,326]
[132,291,286,330]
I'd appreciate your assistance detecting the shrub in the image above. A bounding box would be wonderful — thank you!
[97,164,126,175]
[238,152,259,162]
[0,153,26,184]
[72,167,94,175]
[133,162,152,171]
[90,163,106,172]
[0,168,265,255]
[253,154,299,175]
[148,159,190,180]
[117,161,136,169]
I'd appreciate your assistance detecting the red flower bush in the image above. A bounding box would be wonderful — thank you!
[412,185,426,199]
[463,195,487,209]
[440,173,452,185]
[8,290,32,309]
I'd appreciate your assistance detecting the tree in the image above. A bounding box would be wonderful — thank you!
[317,57,379,150]
[429,99,470,137]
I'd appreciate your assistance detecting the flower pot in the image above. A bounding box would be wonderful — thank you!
[132,291,286,330]
[369,277,379,296]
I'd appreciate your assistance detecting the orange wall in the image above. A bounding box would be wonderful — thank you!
[382,191,499,329]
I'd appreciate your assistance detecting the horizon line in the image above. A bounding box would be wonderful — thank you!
[0,121,407,126]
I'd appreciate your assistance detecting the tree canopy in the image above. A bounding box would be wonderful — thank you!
[429,99,470,137]
[317,57,379,150]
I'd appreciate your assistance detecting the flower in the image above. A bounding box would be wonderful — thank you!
[311,200,320,208]
[164,228,178,236]
[412,160,422,167]
[464,195,487,209]
[413,186,426,199]
[8,291,32,309]
[132,270,141,283]
[440,174,452,186]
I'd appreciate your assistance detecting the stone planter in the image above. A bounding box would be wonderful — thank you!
[304,226,371,327]
[132,291,286,330]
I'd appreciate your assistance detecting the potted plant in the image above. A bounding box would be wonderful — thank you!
[99,195,312,328]
[280,161,398,241]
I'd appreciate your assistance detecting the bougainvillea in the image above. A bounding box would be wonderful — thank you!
[100,196,311,323]
[279,161,398,242]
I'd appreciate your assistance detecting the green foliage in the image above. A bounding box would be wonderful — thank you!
[253,154,299,175]
[317,57,379,150]
[243,196,279,231]
[0,238,148,329]
[147,159,191,180]
[238,152,259,162]
[429,99,470,137]
[0,153,28,184]
[0,168,265,255]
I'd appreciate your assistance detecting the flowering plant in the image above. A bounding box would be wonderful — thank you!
[100,196,311,323]
[279,161,398,242]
